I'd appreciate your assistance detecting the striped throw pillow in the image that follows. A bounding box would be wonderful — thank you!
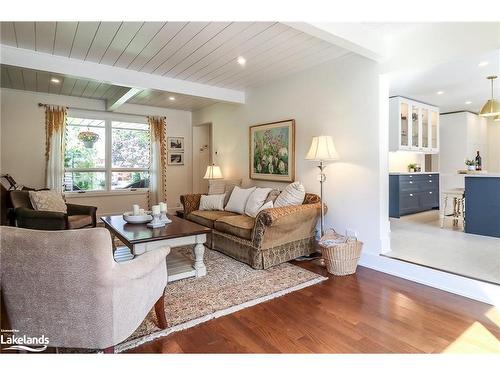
[274,182,305,207]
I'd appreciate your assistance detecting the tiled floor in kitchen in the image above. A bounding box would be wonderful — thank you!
[385,210,500,285]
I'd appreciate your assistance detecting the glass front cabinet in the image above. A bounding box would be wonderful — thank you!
[389,96,439,153]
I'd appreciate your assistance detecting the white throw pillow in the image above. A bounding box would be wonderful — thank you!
[199,194,225,211]
[29,190,67,213]
[257,200,273,214]
[244,187,272,217]
[224,186,256,214]
[274,182,306,207]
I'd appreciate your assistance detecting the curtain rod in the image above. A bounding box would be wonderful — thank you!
[37,102,156,118]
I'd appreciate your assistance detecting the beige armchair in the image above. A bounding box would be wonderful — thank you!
[0,226,170,353]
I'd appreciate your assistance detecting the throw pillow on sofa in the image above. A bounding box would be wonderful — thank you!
[274,182,305,207]
[29,190,67,213]
[225,186,256,214]
[257,200,273,214]
[199,194,225,211]
[244,187,272,217]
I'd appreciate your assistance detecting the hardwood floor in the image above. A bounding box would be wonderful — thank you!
[126,262,500,353]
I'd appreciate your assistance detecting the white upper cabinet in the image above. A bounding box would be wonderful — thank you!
[389,96,439,153]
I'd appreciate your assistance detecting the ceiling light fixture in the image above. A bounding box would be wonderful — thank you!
[465,101,472,105]
[437,91,444,95]
[50,78,60,84]
[237,56,246,66]
[478,61,489,67]
[169,96,175,101]
[479,75,500,117]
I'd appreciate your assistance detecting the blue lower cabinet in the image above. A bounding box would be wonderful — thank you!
[389,174,440,218]
[465,176,500,238]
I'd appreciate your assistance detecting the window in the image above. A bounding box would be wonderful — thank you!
[64,116,150,192]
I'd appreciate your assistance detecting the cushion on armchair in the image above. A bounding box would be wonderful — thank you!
[28,190,67,213]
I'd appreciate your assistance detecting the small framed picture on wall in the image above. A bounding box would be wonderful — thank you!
[168,137,184,151]
[168,152,184,165]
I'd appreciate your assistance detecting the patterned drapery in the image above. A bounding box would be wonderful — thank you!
[44,105,67,192]
[148,116,168,206]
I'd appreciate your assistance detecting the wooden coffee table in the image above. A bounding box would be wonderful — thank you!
[101,214,211,282]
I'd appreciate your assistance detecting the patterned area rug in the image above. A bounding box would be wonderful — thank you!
[115,246,326,352]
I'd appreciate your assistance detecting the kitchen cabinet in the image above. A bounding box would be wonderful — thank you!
[389,96,439,153]
[389,173,440,218]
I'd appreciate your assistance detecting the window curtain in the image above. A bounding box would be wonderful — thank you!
[148,116,167,206]
[44,105,67,192]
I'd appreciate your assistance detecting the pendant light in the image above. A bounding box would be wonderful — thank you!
[479,75,500,117]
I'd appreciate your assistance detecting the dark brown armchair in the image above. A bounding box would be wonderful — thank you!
[10,191,97,230]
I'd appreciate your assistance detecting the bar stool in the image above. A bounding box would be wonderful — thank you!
[441,188,465,231]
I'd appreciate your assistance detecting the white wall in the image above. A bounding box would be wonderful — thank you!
[0,88,192,215]
[487,119,500,173]
[439,112,488,197]
[388,151,425,173]
[193,54,383,255]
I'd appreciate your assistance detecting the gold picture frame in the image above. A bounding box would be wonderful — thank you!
[249,119,295,182]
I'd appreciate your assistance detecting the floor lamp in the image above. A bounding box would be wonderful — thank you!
[305,135,339,237]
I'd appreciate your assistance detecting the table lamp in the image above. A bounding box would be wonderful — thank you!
[203,164,223,180]
[305,135,340,237]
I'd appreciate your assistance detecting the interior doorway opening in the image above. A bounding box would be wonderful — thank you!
[192,122,213,194]
[380,49,500,286]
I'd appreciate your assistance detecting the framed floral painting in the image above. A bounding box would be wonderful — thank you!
[249,119,295,182]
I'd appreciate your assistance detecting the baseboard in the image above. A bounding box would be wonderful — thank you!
[359,252,500,306]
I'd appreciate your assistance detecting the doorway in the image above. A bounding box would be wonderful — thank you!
[192,122,212,194]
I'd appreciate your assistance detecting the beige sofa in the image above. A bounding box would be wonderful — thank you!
[180,192,322,269]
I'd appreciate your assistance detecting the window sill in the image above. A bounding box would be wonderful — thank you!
[65,190,149,198]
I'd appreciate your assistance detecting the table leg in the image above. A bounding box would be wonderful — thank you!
[193,235,207,277]
[110,232,117,255]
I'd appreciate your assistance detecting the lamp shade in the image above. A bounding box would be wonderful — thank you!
[203,164,223,179]
[479,99,500,117]
[305,136,340,161]
[479,75,500,117]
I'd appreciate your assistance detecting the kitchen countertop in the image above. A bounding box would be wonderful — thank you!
[464,173,500,178]
[389,172,439,175]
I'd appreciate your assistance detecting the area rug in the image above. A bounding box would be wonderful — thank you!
[115,246,327,352]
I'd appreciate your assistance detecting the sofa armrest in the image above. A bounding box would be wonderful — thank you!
[180,194,202,216]
[14,207,67,230]
[252,203,323,249]
[67,203,97,227]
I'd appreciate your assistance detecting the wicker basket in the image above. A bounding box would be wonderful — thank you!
[319,229,363,276]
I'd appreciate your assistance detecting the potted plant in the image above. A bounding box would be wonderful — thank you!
[78,131,99,148]
[407,163,417,173]
[465,159,477,171]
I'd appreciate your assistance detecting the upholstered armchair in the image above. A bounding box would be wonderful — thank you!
[0,226,170,352]
[10,190,97,230]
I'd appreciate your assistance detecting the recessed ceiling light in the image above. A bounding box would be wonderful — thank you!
[169,96,175,101]
[478,61,489,67]
[437,91,444,95]
[465,101,472,105]
[237,56,246,66]
[50,78,60,84]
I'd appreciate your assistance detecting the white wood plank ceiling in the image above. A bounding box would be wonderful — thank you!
[0,64,219,111]
[0,22,349,90]
[0,22,349,110]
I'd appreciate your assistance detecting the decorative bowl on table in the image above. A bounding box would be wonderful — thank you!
[123,211,153,224]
